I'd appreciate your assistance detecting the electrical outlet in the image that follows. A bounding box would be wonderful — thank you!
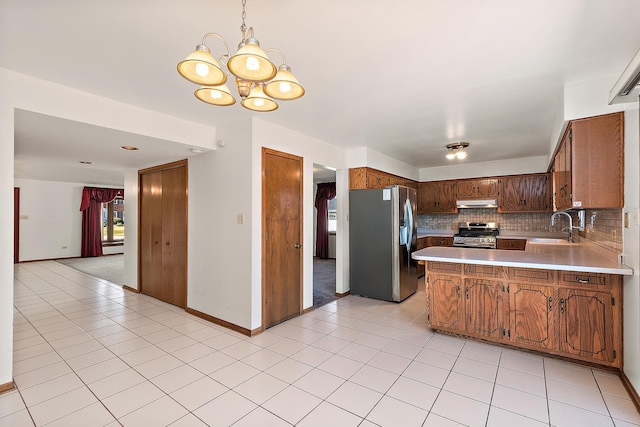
[237,214,244,224]
[625,212,630,228]
[612,229,617,239]
[62,246,67,249]
[19,215,28,220]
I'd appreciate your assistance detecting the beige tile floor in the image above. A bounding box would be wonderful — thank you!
[2,261,640,426]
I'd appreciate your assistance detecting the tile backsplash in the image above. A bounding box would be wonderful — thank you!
[418,208,623,255]
[578,208,623,254]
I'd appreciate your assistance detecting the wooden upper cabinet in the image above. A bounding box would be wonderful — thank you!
[456,178,499,199]
[498,173,551,213]
[349,167,418,190]
[420,181,457,214]
[569,112,624,209]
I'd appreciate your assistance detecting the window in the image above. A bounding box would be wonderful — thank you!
[328,197,337,232]
[102,196,125,243]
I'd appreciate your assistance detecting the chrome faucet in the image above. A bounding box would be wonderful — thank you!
[550,211,583,242]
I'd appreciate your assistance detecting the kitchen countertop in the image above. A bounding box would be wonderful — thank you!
[412,243,633,275]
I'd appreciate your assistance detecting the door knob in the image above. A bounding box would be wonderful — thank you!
[294,244,301,248]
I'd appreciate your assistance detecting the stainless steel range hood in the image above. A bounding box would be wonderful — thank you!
[456,199,498,208]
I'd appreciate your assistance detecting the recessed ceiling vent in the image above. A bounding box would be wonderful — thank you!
[610,47,640,104]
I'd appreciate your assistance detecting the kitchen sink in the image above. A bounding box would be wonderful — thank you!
[528,237,578,245]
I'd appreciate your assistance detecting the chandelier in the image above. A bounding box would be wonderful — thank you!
[445,142,469,160]
[177,0,305,112]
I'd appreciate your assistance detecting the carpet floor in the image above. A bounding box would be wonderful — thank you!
[313,257,337,308]
[56,254,124,286]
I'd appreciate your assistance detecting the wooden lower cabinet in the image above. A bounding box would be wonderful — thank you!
[465,278,507,340]
[510,284,555,351]
[429,274,464,332]
[426,262,622,368]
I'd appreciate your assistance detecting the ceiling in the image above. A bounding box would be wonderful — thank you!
[2,0,640,184]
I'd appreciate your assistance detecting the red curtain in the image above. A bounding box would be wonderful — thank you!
[315,182,336,259]
[80,187,123,257]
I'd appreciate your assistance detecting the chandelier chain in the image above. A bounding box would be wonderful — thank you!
[240,0,247,38]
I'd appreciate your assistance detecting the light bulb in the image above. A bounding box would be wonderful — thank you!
[210,90,222,99]
[246,57,260,71]
[456,150,467,159]
[254,98,265,107]
[446,152,456,160]
[195,63,210,77]
[279,82,291,93]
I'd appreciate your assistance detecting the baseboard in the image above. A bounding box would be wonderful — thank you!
[186,307,259,337]
[302,306,314,315]
[335,291,350,298]
[620,371,640,414]
[122,285,139,293]
[0,381,14,394]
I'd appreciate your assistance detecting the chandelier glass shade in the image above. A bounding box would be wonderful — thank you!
[176,0,304,112]
[445,142,470,160]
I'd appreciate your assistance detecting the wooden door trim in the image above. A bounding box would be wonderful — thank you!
[261,148,304,329]
[14,187,19,263]
[138,159,188,306]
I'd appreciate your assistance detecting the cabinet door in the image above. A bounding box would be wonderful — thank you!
[429,236,454,247]
[571,112,623,208]
[464,278,506,339]
[498,176,525,212]
[417,183,428,214]
[439,182,457,213]
[558,289,617,365]
[456,180,475,199]
[428,274,464,332]
[476,178,499,198]
[510,284,556,351]
[422,182,439,213]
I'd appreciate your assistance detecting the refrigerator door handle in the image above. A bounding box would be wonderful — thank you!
[404,198,414,253]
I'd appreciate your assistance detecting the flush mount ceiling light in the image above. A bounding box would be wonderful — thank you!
[120,146,139,151]
[177,0,305,112]
[445,142,470,160]
[78,161,94,165]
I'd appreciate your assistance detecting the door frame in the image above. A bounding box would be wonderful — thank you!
[138,159,188,307]
[14,187,19,263]
[261,147,304,329]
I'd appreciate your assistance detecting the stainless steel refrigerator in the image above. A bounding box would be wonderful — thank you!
[349,185,418,302]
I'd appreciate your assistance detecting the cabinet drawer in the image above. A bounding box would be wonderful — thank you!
[428,236,454,247]
[427,261,462,274]
[558,271,615,289]
[464,264,506,279]
[496,238,526,251]
[508,268,557,284]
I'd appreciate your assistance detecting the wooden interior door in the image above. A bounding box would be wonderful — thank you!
[139,160,188,308]
[140,170,164,300]
[262,148,303,328]
[161,166,188,308]
[14,187,19,263]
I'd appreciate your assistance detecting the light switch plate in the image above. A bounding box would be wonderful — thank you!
[237,214,244,224]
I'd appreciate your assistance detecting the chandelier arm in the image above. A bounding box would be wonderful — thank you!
[264,48,287,65]
[201,33,232,58]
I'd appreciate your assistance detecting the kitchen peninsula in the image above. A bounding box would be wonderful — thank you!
[412,242,633,368]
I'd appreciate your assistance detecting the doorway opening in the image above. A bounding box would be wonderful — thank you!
[313,164,338,308]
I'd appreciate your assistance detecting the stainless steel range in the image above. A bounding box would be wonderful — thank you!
[453,222,499,249]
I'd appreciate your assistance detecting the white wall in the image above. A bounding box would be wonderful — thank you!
[623,103,640,390]
[252,119,347,328]
[419,156,549,181]
[0,85,14,386]
[15,179,83,261]
[123,168,138,289]
[188,118,254,330]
